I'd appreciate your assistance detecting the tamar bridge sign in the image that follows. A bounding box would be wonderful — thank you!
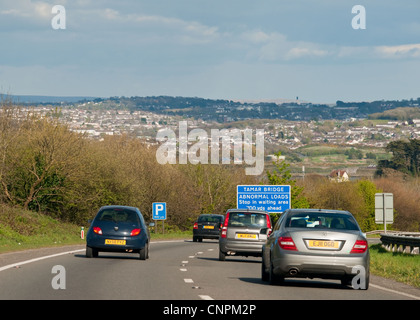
[237,185,291,213]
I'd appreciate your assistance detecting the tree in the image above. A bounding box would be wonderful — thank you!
[345,148,363,160]
[0,97,23,204]
[9,116,84,213]
[377,139,420,176]
[266,152,309,221]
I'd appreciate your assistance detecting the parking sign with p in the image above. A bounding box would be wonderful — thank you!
[152,202,167,220]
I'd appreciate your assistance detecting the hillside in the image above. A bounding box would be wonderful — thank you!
[9,94,420,122]
[100,96,420,122]
[368,107,420,121]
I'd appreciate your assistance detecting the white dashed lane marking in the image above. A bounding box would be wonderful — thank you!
[180,248,215,300]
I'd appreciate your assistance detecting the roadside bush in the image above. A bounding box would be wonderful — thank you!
[0,103,252,229]
[374,177,420,231]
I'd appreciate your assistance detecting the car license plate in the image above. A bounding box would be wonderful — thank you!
[105,239,126,245]
[203,225,214,229]
[308,240,339,249]
[236,233,257,239]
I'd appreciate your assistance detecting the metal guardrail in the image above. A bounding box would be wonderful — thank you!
[379,232,420,255]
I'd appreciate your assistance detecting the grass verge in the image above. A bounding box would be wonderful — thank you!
[0,204,85,253]
[369,244,420,288]
[150,231,192,241]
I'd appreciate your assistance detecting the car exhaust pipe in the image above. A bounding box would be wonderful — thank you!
[289,268,299,276]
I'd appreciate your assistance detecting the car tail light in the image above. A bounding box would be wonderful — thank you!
[193,222,198,229]
[266,215,272,236]
[93,227,102,235]
[278,236,297,251]
[351,240,368,254]
[130,228,141,236]
[221,212,230,238]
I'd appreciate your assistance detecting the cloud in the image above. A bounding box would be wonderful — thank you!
[0,1,220,45]
[102,8,119,20]
[337,43,420,61]
[286,47,329,59]
[87,8,221,44]
[0,0,55,20]
[240,30,331,62]
[240,30,271,44]
[375,43,420,59]
[131,14,220,44]
[240,29,420,63]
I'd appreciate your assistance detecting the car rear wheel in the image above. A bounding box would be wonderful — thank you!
[341,276,352,287]
[261,256,269,281]
[139,243,148,260]
[219,249,226,261]
[86,246,98,258]
[269,262,284,285]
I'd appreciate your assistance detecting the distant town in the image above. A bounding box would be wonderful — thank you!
[13,95,420,147]
[9,95,420,178]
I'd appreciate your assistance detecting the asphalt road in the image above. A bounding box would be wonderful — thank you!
[0,239,419,301]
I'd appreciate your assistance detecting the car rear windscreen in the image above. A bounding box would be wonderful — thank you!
[228,212,267,229]
[198,215,223,223]
[96,208,140,224]
[285,212,359,230]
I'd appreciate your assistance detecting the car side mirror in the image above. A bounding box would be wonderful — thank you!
[149,222,155,227]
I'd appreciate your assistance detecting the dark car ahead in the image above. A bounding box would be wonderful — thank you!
[193,214,224,242]
[86,205,153,260]
[262,209,370,289]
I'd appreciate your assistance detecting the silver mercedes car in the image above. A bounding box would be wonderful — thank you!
[261,209,369,289]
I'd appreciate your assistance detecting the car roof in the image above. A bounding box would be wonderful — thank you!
[99,205,140,212]
[226,208,269,214]
[284,208,351,215]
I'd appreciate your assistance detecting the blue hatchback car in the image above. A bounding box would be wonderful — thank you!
[86,205,152,260]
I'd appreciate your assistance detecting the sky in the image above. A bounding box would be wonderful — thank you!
[0,0,419,103]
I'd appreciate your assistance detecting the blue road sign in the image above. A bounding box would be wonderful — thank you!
[237,185,291,213]
[152,202,167,220]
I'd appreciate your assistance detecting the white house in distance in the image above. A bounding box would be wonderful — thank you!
[329,169,349,182]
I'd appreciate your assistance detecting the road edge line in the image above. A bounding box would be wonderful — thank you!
[370,283,420,300]
[0,249,85,272]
